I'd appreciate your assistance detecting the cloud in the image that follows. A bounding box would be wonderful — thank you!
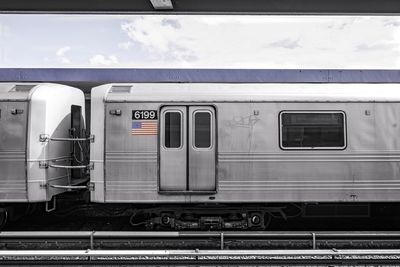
[120,16,196,62]
[327,21,353,30]
[116,15,400,69]
[56,46,71,57]
[384,19,400,27]
[267,38,301,49]
[121,17,176,53]
[161,18,181,29]
[89,54,119,66]
[55,46,71,64]
[3,14,400,69]
[199,16,288,25]
[355,41,398,51]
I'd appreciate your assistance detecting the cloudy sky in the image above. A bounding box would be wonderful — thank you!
[0,15,399,69]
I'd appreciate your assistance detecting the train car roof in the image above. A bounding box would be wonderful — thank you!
[0,83,81,101]
[96,83,400,102]
[0,83,40,100]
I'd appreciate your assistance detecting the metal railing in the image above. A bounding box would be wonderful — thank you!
[1,231,400,250]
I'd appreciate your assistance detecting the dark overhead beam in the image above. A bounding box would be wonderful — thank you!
[0,0,399,14]
[1,68,399,94]
[1,68,400,83]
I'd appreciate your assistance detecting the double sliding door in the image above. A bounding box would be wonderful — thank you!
[160,106,216,192]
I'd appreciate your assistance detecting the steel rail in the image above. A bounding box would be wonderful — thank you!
[1,249,400,265]
[0,248,400,256]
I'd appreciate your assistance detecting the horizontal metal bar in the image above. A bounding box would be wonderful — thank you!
[0,231,96,238]
[2,231,400,239]
[50,137,91,142]
[49,164,88,169]
[50,185,88,190]
[1,249,400,257]
[52,157,72,162]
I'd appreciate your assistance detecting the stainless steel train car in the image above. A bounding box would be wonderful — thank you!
[0,83,86,225]
[90,83,400,229]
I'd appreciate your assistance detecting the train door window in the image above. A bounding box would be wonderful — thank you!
[71,105,84,179]
[280,111,346,149]
[164,111,182,148]
[71,105,82,137]
[193,111,212,148]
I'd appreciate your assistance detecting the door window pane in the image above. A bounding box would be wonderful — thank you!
[281,112,345,149]
[164,112,181,148]
[194,112,211,148]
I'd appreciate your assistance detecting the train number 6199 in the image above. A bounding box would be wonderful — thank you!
[132,110,158,120]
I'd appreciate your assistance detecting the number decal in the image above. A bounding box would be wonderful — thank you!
[133,111,141,120]
[132,110,158,120]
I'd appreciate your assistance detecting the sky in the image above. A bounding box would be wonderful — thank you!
[0,15,400,69]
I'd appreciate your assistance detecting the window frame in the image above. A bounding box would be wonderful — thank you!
[279,110,347,150]
[162,109,184,150]
[192,110,213,150]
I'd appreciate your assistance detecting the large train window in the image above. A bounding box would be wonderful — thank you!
[193,111,212,148]
[164,111,182,148]
[280,111,346,149]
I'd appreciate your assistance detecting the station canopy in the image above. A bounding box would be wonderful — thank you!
[0,0,399,14]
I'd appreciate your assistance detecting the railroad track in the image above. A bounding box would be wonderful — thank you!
[1,249,400,265]
[1,231,400,265]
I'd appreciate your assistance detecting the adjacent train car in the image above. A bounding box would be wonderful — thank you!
[0,83,86,207]
[90,83,400,229]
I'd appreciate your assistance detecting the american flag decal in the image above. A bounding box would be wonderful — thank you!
[131,121,158,135]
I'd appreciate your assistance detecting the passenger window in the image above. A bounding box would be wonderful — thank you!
[194,111,211,148]
[280,112,345,149]
[164,112,181,148]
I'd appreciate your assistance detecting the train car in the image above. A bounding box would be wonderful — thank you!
[90,83,400,229]
[0,83,86,226]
